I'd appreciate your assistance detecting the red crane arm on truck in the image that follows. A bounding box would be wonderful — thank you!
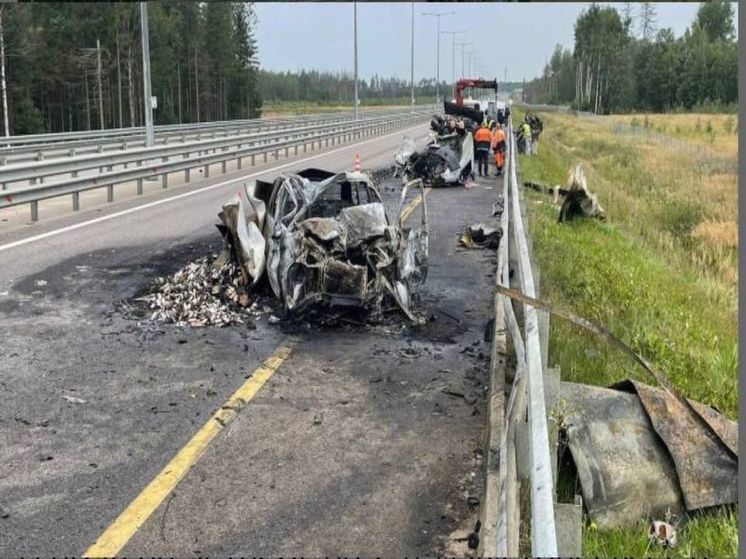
[454,78,498,107]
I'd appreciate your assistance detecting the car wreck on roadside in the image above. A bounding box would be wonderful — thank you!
[393,115,475,187]
[218,168,429,322]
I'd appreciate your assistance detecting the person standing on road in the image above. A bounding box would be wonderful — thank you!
[491,123,506,176]
[474,122,493,177]
[521,120,533,156]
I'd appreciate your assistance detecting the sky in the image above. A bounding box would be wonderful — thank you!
[254,2,738,83]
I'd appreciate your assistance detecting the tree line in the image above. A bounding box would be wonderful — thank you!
[0,2,261,135]
[258,70,455,105]
[524,2,737,113]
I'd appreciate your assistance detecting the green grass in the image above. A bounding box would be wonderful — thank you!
[514,109,738,555]
[260,97,436,115]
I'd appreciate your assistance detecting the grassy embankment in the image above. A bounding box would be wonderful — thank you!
[514,109,738,557]
[260,97,436,116]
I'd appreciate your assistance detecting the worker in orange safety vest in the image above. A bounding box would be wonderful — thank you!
[491,123,507,176]
[474,122,493,177]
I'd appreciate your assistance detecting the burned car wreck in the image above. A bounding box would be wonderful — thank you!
[218,168,429,322]
[393,115,475,187]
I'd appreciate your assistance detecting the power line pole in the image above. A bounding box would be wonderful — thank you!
[96,38,104,130]
[353,1,358,120]
[410,1,414,112]
[422,11,454,104]
[140,2,154,147]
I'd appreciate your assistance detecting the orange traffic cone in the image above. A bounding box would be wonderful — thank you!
[354,153,361,172]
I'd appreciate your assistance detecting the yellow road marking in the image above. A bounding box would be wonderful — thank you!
[83,339,296,558]
[400,187,431,222]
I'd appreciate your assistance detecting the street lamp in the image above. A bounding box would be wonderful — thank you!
[441,30,465,100]
[140,2,154,146]
[422,11,454,104]
[456,41,473,78]
[353,1,359,120]
[410,1,414,112]
[466,51,479,77]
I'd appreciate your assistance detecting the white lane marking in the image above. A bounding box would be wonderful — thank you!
[0,123,426,253]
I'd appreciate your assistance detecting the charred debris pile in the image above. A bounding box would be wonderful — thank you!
[138,169,429,327]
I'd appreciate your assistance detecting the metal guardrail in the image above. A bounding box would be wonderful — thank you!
[0,106,439,165]
[0,110,433,221]
[491,117,558,556]
[0,106,431,146]
[0,110,428,188]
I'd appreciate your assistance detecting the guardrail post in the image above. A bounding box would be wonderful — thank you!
[263,152,268,163]
[72,192,80,211]
[137,178,143,195]
[162,173,168,188]
[294,145,298,155]
[251,154,256,166]
[185,168,191,183]
[204,164,210,178]
[30,201,38,222]
[107,184,114,202]
[273,149,279,160]
[237,157,242,170]
[303,143,307,153]
[325,138,329,147]
[221,161,227,174]
[284,147,289,157]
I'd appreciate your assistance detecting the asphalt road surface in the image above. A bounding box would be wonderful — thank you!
[0,120,502,556]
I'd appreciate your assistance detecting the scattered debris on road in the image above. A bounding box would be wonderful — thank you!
[458,224,501,250]
[137,254,260,327]
[61,395,87,404]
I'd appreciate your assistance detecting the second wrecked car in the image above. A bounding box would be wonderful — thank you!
[394,115,475,187]
[218,168,429,321]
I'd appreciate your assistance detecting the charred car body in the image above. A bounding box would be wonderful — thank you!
[218,168,428,321]
[393,115,475,186]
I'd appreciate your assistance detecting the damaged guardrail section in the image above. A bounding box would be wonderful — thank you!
[481,115,738,557]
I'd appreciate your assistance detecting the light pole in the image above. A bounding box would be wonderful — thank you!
[353,1,359,120]
[422,11,454,104]
[441,30,464,100]
[410,1,414,112]
[140,2,154,147]
[456,41,472,78]
[466,51,479,77]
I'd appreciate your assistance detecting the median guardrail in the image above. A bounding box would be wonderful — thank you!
[0,109,434,221]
